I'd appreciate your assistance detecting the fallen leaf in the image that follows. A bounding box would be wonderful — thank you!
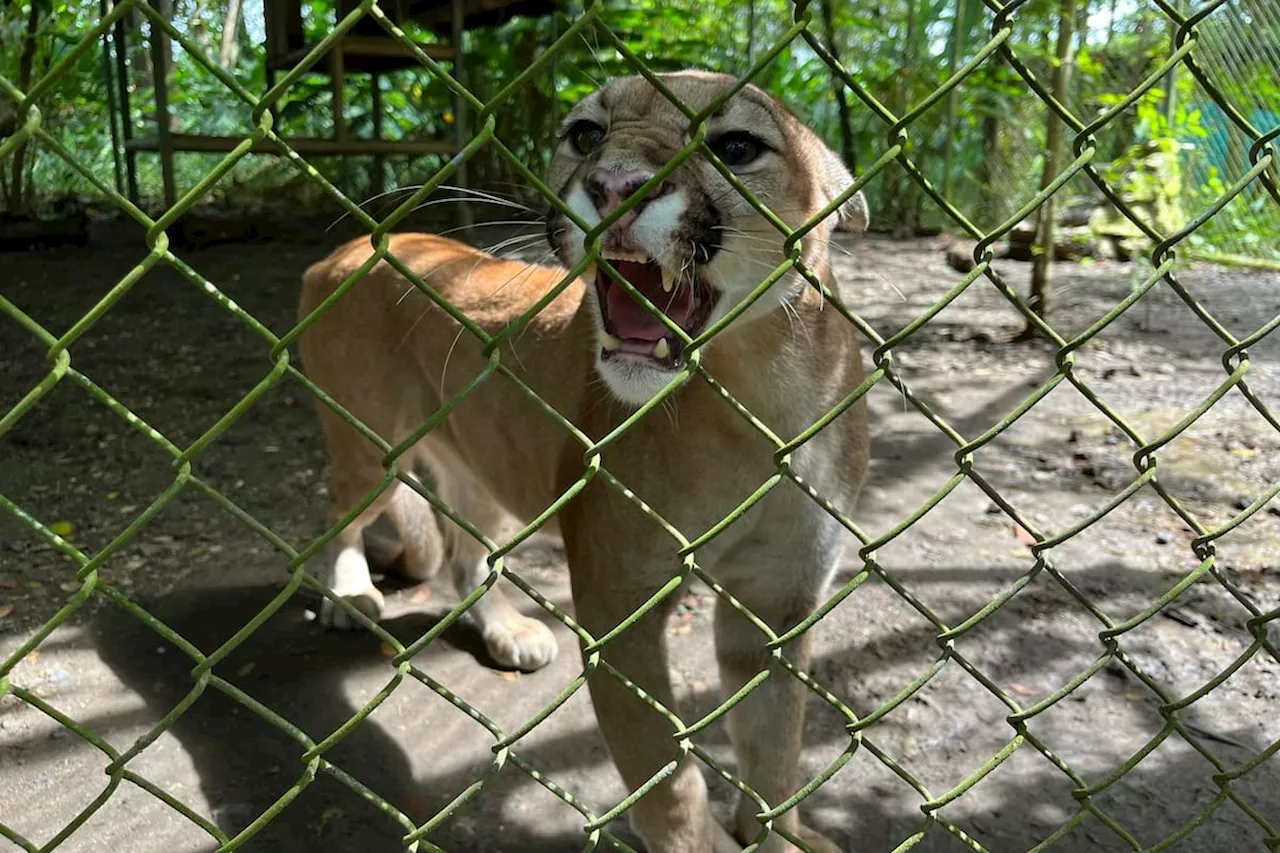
[236,662,255,678]
[0,577,17,590]
[49,521,74,538]
[1008,683,1040,697]
[0,604,13,619]
[59,580,80,592]
[312,805,344,835]
[106,491,119,500]
[404,792,431,818]
[409,585,433,605]
[378,641,397,658]
[501,671,519,682]
[1013,525,1036,546]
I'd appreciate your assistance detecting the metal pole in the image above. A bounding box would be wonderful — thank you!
[451,0,472,228]
[148,0,177,209]
[371,71,385,197]
[113,7,139,204]
[100,0,125,196]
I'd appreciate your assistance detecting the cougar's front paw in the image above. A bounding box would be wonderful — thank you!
[795,823,843,853]
[320,586,385,630]
[736,821,844,853]
[483,615,558,672]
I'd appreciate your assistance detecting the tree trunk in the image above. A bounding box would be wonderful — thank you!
[818,0,857,173]
[1023,0,1078,337]
[6,0,41,214]
[888,0,918,231]
[941,0,967,200]
[1162,0,1182,123]
[1075,0,1090,50]
[980,106,1000,221]
[220,0,243,69]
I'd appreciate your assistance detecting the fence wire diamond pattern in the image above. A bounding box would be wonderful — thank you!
[2,0,1280,851]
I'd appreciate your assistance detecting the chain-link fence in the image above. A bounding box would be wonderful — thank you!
[2,0,1280,850]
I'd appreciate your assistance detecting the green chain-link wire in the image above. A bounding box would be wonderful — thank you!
[2,0,1279,850]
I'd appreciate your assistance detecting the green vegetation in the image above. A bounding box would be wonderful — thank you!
[1,0,1278,263]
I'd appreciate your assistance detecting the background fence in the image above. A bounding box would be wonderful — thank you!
[1,0,1279,851]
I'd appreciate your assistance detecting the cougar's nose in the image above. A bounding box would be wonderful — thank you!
[583,169,675,228]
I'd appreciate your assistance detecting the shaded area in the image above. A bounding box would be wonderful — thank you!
[1,235,1279,851]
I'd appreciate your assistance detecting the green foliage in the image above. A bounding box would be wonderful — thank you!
[1093,91,1197,252]
[1,0,1278,261]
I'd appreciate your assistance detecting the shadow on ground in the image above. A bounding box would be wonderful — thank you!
[79,565,1279,853]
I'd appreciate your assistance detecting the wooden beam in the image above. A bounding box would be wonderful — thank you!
[340,34,455,60]
[125,134,457,156]
[265,37,454,73]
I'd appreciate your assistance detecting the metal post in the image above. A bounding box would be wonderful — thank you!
[265,66,280,126]
[148,0,176,209]
[113,6,139,204]
[100,0,125,196]
[328,38,349,194]
[370,71,385,197]
[451,0,472,228]
[329,43,346,143]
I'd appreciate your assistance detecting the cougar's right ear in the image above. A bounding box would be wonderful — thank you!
[817,144,870,233]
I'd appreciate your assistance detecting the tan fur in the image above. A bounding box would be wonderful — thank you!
[299,72,870,853]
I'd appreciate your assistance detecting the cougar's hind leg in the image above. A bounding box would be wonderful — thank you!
[382,474,445,582]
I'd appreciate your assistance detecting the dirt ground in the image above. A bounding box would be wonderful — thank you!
[2,222,1279,853]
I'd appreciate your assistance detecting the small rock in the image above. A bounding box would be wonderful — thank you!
[1156,531,1175,545]
[48,669,70,684]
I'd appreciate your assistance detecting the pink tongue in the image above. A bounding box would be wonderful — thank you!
[604,261,693,341]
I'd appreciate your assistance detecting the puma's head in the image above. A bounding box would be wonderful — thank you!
[545,70,868,407]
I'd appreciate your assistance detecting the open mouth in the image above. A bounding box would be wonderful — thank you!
[589,251,721,370]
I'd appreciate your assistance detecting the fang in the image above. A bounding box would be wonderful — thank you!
[602,333,621,352]
[661,267,676,292]
[653,339,670,360]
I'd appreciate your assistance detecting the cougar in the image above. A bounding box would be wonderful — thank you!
[299,70,870,853]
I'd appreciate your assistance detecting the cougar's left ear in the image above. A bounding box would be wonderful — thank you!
[817,144,870,233]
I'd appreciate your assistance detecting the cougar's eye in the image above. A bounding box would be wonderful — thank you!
[709,131,766,167]
[568,120,606,155]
